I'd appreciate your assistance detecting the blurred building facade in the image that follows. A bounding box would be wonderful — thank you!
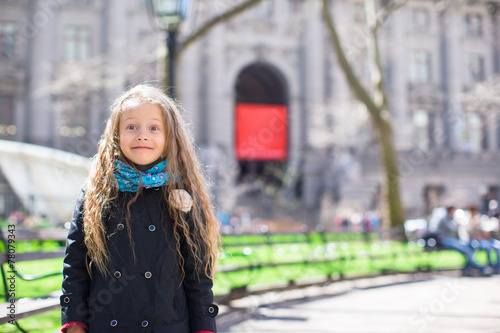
[0,0,156,219]
[1,0,500,225]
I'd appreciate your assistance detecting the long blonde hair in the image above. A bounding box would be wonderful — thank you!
[83,84,220,280]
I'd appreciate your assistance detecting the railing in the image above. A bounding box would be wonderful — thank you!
[0,227,67,331]
[215,231,462,304]
[0,227,465,331]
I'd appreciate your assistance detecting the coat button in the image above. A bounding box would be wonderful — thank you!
[117,223,124,230]
[148,225,156,232]
[110,319,118,327]
[208,306,215,314]
[144,271,152,279]
[141,320,149,327]
[63,296,70,303]
[114,271,121,278]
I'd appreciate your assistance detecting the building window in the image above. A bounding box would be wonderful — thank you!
[410,8,430,33]
[410,50,431,83]
[424,185,444,215]
[497,116,500,151]
[465,13,482,37]
[413,109,430,151]
[252,0,272,18]
[286,0,302,15]
[0,21,16,59]
[481,114,488,151]
[428,112,436,150]
[466,53,485,84]
[64,26,91,61]
[67,0,92,6]
[0,95,16,137]
[60,100,87,138]
[467,112,484,153]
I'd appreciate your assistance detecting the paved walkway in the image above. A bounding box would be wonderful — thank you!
[217,273,500,333]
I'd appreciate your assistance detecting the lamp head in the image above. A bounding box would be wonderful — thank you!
[152,0,191,30]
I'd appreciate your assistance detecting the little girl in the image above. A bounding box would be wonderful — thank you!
[60,84,220,333]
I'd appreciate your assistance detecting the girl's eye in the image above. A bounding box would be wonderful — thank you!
[150,126,160,131]
[126,125,136,130]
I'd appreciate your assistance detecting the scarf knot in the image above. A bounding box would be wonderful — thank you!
[114,160,177,192]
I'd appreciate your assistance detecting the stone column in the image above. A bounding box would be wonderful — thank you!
[104,0,127,111]
[488,6,499,151]
[389,9,411,150]
[204,24,227,150]
[303,1,324,143]
[301,1,325,211]
[441,6,463,152]
[178,41,202,142]
[491,4,500,74]
[487,112,496,151]
[27,0,59,147]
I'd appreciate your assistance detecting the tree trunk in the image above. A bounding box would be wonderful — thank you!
[373,114,406,235]
[321,0,406,237]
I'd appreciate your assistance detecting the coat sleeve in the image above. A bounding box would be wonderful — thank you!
[181,211,218,333]
[60,190,91,325]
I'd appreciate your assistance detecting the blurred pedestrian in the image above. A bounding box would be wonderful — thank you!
[467,206,500,274]
[487,199,499,218]
[341,217,350,233]
[436,206,492,276]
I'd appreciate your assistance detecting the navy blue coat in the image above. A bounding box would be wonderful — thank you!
[61,188,218,332]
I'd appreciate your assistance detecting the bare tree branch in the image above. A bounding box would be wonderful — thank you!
[179,0,263,55]
[321,0,380,118]
[156,0,263,94]
[373,0,409,32]
[365,0,390,111]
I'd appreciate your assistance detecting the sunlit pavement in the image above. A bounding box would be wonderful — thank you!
[217,273,500,333]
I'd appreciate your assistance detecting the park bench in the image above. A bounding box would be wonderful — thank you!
[0,225,67,331]
[0,226,464,328]
[216,230,447,303]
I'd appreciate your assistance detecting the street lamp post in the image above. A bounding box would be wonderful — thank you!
[152,0,191,98]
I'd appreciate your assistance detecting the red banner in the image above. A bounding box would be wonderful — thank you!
[235,103,288,161]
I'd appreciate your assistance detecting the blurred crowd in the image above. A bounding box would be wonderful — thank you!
[332,211,382,234]
[425,200,500,276]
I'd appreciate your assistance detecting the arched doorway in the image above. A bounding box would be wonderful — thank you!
[234,63,288,186]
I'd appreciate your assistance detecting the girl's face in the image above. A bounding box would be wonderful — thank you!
[119,102,166,171]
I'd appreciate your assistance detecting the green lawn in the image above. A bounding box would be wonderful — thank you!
[0,258,63,299]
[0,233,486,332]
[2,309,60,333]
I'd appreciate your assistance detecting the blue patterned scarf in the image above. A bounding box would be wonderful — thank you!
[114,160,177,192]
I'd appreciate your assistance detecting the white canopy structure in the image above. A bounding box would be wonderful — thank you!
[0,140,90,224]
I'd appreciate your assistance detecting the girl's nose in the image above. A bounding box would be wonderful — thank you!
[137,129,148,140]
